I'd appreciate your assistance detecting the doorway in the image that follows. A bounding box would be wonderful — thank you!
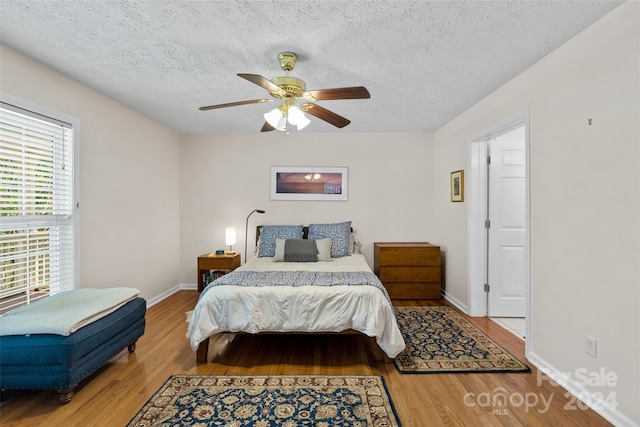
[467,113,530,346]
[487,127,527,317]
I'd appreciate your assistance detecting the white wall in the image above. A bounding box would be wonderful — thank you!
[433,2,639,425]
[179,132,433,283]
[0,45,182,303]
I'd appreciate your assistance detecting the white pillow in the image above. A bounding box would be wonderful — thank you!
[315,238,333,262]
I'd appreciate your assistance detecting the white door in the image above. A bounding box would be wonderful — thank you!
[487,127,527,317]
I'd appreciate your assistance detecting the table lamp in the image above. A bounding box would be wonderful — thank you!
[225,227,236,254]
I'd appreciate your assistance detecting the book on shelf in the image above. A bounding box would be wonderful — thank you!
[203,269,231,286]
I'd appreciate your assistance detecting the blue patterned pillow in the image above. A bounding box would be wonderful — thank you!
[308,221,352,258]
[257,225,304,257]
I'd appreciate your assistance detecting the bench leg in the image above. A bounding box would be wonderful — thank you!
[56,388,74,404]
[52,339,140,404]
[196,338,209,363]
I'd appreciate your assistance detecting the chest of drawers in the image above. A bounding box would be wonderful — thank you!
[373,242,441,299]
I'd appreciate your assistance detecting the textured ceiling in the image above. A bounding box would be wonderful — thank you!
[0,1,623,133]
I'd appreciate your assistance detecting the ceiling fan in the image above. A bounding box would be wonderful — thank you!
[199,52,370,132]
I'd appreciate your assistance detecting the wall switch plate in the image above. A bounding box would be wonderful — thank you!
[585,335,597,358]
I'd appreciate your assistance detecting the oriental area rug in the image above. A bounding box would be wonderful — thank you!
[394,306,530,374]
[127,374,401,426]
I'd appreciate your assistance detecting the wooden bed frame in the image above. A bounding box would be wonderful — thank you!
[197,330,391,363]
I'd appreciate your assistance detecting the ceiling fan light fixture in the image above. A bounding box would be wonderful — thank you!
[276,115,287,131]
[265,105,310,132]
[287,106,311,130]
[264,108,284,128]
[295,116,310,130]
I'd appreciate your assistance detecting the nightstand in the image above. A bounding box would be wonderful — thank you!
[197,253,241,292]
[374,242,442,299]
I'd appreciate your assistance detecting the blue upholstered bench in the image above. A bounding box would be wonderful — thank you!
[0,290,146,403]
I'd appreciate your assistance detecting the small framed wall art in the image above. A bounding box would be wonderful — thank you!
[271,166,348,201]
[450,170,464,202]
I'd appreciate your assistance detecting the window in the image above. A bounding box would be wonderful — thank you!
[0,102,75,313]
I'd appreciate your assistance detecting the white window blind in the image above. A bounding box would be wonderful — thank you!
[0,102,74,313]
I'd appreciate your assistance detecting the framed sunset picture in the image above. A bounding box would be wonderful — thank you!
[271,166,348,201]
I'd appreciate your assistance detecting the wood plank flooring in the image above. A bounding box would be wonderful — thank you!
[0,291,612,426]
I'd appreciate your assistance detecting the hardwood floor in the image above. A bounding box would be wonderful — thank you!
[0,291,612,426]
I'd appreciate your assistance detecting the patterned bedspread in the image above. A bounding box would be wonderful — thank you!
[202,270,392,305]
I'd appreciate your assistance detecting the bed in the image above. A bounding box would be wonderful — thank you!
[186,221,406,363]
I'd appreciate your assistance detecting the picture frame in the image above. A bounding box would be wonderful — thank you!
[450,170,464,202]
[271,166,348,201]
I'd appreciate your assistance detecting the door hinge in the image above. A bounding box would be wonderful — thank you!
[484,220,491,228]
[484,284,490,292]
[486,156,491,164]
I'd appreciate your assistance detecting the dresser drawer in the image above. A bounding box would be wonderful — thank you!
[378,266,440,283]
[377,248,440,266]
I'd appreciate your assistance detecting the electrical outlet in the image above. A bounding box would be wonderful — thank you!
[585,336,597,358]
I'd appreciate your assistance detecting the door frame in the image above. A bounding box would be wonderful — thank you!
[467,110,531,352]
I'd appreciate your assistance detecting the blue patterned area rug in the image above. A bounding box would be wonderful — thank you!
[127,374,401,426]
[394,306,530,374]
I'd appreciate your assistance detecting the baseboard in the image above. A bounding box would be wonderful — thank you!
[443,291,469,314]
[527,351,638,427]
[146,283,198,308]
[145,286,178,308]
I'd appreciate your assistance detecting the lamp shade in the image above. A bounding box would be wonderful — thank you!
[288,106,311,130]
[264,109,285,129]
[225,227,237,246]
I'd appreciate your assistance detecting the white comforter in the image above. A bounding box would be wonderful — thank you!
[186,254,406,358]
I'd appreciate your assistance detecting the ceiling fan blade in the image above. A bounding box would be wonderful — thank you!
[305,86,370,101]
[302,103,351,128]
[199,99,269,111]
[238,73,285,95]
[261,121,275,132]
